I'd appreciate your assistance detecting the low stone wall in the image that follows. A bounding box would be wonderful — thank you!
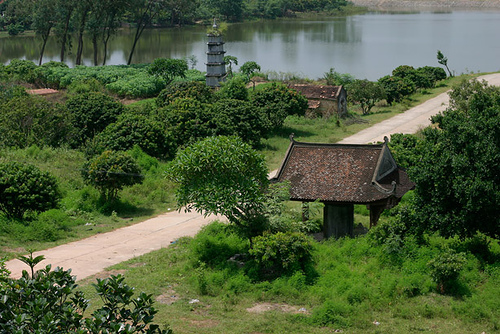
[349,0,500,9]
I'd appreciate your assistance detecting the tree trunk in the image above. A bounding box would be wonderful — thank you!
[92,35,99,66]
[59,10,73,62]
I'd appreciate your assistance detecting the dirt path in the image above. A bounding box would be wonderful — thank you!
[6,73,500,281]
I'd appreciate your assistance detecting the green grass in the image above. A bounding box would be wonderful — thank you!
[76,222,500,333]
[0,146,176,259]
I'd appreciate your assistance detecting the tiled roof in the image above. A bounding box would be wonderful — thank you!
[272,137,414,204]
[290,84,342,100]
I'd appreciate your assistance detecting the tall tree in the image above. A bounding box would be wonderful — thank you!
[101,0,129,65]
[54,0,76,62]
[403,79,500,239]
[74,0,92,65]
[127,0,165,65]
[32,0,56,65]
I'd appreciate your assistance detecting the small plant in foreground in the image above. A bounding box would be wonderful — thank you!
[0,253,171,333]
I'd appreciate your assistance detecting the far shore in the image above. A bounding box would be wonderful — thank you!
[349,0,500,9]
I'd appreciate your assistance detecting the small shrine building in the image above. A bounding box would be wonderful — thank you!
[271,135,414,238]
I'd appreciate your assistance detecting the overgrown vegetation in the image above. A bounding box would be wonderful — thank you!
[73,219,500,333]
[1,53,498,333]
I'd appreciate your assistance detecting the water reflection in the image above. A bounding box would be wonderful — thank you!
[1,11,500,80]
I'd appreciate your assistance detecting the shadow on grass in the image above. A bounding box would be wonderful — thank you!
[97,198,155,218]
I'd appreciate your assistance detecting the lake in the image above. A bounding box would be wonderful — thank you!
[1,10,499,81]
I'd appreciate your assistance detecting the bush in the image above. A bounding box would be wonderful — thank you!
[6,59,38,83]
[156,81,214,107]
[251,82,308,131]
[0,95,71,148]
[249,231,315,280]
[378,75,416,104]
[0,162,61,219]
[216,77,249,101]
[210,99,266,147]
[428,249,466,294]
[160,98,215,148]
[65,92,124,147]
[92,113,174,159]
[81,150,144,201]
[190,221,247,267]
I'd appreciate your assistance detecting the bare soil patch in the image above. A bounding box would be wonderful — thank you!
[246,302,309,314]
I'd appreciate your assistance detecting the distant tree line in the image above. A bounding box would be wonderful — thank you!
[0,0,348,66]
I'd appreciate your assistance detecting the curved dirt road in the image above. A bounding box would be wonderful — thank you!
[6,73,500,281]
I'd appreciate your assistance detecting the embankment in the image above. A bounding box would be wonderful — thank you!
[349,0,500,10]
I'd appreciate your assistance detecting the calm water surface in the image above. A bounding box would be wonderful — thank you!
[1,11,499,80]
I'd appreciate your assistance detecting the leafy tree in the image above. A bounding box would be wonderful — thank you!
[378,75,416,105]
[148,58,188,86]
[392,65,433,90]
[250,82,308,130]
[65,92,124,147]
[167,136,270,242]
[0,254,171,333]
[127,0,166,65]
[210,99,266,147]
[403,79,500,239]
[204,0,244,21]
[417,66,447,85]
[0,162,61,219]
[54,0,76,63]
[224,55,238,78]
[437,50,453,77]
[348,79,386,114]
[82,150,144,201]
[240,61,261,89]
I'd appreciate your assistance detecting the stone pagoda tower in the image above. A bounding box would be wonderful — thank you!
[205,19,226,87]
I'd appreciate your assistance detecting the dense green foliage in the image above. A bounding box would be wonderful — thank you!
[346,79,386,114]
[398,79,500,239]
[250,82,309,131]
[92,113,173,159]
[0,256,171,333]
[66,92,124,148]
[249,231,315,280]
[82,150,144,201]
[0,162,61,219]
[0,95,70,148]
[156,81,214,107]
[148,58,188,86]
[167,136,269,241]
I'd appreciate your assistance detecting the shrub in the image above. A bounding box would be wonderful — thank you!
[251,82,308,131]
[156,81,214,107]
[428,249,466,294]
[249,231,315,279]
[160,98,215,148]
[92,113,173,159]
[6,59,38,83]
[148,58,188,86]
[190,221,247,267]
[0,95,71,148]
[0,162,61,219]
[216,76,249,101]
[81,150,144,201]
[210,99,266,147]
[310,299,352,328]
[65,92,124,147]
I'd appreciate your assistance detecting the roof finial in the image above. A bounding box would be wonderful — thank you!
[383,136,389,144]
[289,133,295,142]
[212,18,218,30]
